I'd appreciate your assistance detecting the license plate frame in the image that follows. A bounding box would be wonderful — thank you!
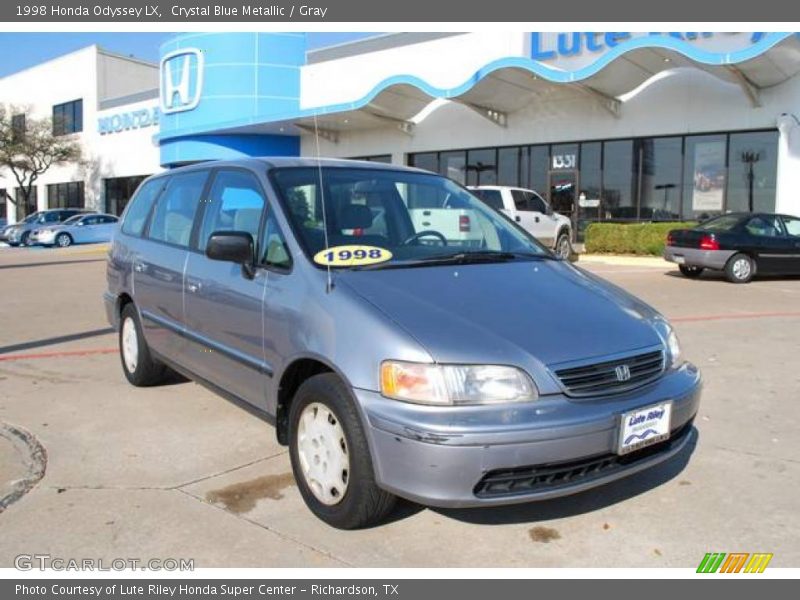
[617,401,672,455]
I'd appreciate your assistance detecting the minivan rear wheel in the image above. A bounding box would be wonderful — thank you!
[119,303,166,386]
[289,373,396,529]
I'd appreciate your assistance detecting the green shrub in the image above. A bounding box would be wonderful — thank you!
[584,222,697,255]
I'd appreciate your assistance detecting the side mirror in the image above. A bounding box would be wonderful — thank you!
[206,231,256,278]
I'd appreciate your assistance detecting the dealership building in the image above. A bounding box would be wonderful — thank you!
[3,31,800,238]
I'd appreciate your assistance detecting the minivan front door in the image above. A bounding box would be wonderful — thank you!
[182,169,271,409]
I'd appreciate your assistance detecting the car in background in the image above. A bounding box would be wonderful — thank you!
[2,208,94,246]
[30,213,119,247]
[665,212,800,283]
[469,185,573,258]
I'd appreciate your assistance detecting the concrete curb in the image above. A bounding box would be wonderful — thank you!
[577,254,670,268]
[0,423,47,512]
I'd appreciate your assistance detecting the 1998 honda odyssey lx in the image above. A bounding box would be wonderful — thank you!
[104,158,701,529]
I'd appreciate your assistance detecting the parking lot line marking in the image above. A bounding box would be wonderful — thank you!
[671,311,800,323]
[0,347,118,362]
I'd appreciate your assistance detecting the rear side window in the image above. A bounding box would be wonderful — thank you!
[121,179,164,237]
[473,189,503,211]
[198,170,265,251]
[147,172,207,247]
[511,190,531,211]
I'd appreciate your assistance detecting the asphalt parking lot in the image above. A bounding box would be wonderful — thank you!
[0,245,798,568]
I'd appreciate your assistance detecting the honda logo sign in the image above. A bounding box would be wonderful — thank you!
[160,48,204,114]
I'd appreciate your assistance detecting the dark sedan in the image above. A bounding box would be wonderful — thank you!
[664,213,800,283]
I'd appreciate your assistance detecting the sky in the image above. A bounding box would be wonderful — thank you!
[0,32,381,77]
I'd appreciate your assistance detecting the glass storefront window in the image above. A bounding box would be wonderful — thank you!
[602,140,636,220]
[439,151,467,184]
[684,134,726,220]
[528,145,549,195]
[638,137,682,221]
[409,152,437,174]
[105,175,149,216]
[466,148,497,186]
[577,142,602,238]
[497,147,521,186]
[726,131,778,214]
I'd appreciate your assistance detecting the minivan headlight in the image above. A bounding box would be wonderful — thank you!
[380,361,537,405]
[654,320,682,367]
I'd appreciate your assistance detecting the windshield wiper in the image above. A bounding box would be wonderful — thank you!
[351,250,556,271]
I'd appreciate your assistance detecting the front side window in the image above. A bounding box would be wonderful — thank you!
[271,167,547,268]
[121,179,165,237]
[198,170,265,251]
[527,192,547,214]
[148,172,207,247]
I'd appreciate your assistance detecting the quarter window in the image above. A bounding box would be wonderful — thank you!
[198,170,265,251]
[121,179,165,237]
[148,172,207,247]
[259,212,292,269]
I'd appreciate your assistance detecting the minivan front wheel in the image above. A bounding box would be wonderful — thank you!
[289,373,396,529]
[119,303,165,386]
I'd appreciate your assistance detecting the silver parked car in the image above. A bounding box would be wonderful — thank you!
[104,158,701,529]
[30,213,119,247]
[2,208,94,246]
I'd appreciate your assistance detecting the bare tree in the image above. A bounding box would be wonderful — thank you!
[0,105,82,219]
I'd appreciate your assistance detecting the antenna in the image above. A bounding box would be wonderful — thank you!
[313,113,333,293]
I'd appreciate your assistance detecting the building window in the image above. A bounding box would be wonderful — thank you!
[350,154,392,163]
[601,140,636,219]
[638,137,683,221]
[683,134,727,220]
[497,147,521,186]
[15,187,37,218]
[0,189,6,220]
[47,182,85,209]
[726,131,778,214]
[11,114,26,142]
[439,151,466,184]
[466,148,497,186]
[52,99,83,136]
[528,145,549,195]
[104,175,150,216]
[408,152,438,173]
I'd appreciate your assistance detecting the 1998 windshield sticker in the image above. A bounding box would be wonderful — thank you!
[313,245,393,267]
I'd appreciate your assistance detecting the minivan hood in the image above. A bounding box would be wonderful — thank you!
[338,260,663,367]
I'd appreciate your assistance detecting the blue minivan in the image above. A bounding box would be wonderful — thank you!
[105,158,701,528]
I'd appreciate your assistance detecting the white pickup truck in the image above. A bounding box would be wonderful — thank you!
[469,185,573,258]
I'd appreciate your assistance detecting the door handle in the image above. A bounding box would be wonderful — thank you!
[515,216,521,222]
[535,216,540,223]
[133,261,145,273]
[186,280,202,293]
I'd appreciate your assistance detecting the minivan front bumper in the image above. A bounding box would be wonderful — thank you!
[356,362,701,508]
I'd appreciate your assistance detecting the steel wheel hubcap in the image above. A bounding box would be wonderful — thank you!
[733,258,751,280]
[58,235,69,247]
[297,402,349,506]
[121,317,139,374]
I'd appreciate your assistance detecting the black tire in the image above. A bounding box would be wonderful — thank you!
[119,303,166,386]
[55,233,72,248]
[289,373,396,529]
[724,253,755,284]
[20,231,31,247]
[678,265,704,278]
[554,230,572,259]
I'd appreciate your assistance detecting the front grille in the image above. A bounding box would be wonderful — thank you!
[554,349,665,397]
[473,420,693,498]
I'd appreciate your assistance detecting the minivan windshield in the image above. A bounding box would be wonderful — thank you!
[271,167,549,269]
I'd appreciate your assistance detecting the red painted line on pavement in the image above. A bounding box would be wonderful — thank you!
[0,348,119,362]
[671,311,800,323]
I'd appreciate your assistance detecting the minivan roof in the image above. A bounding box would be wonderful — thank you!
[162,157,430,175]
